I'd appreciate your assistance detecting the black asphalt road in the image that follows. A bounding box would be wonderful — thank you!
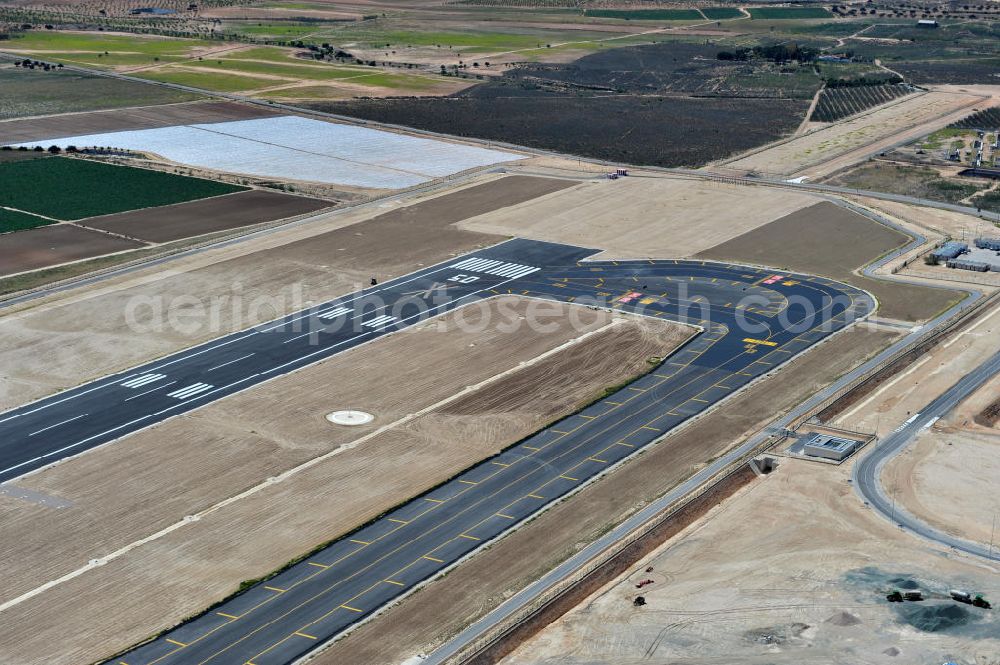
[0,239,872,665]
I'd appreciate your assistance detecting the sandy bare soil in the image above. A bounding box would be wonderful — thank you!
[79,189,332,243]
[0,176,570,411]
[0,300,692,665]
[831,298,1000,436]
[457,175,820,260]
[0,224,146,276]
[697,201,965,322]
[0,100,277,144]
[721,91,984,178]
[308,325,899,665]
[501,458,1000,665]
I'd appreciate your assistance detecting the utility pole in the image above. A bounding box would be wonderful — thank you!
[990,512,997,560]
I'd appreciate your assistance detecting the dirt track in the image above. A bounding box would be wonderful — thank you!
[0,100,277,144]
[0,224,145,276]
[308,324,898,665]
[0,299,691,665]
[80,189,331,242]
[696,201,964,322]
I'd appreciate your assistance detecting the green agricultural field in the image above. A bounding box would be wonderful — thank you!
[584,8,703,21]
[0,66,200,119]
[184,57,384,81]
[748,7,833,19]
[226,23,326,39]
[701,7,744,19]
[0,207,54,233]
[317,26,556,52]
[5,31,215,60]
[0,157,246,220]
[134,68,281,92]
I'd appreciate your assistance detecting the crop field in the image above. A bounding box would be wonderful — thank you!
[0,207,53,233]
[0,157,245,220]
[891,58,1000,85]
[747,6,833,19]
[314,94,806,168]
[0,65,199,119]
[701,7,744,19]
[18,116,523,189]
[583,9,703,21]
[809,84,912,122]
[952,108,1000,131]
[2,31,218,68]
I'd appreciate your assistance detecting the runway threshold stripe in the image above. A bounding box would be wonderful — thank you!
[121,374,165,388]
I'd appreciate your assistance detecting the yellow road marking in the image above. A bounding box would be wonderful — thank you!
[523,445,541,451]
[389,518,409,524]
[552,429,570,435]
[459,533,480,541]
[307,562,330,569]
[528,493,545,499]
[628,386,647,392]
[340,604,363,613]
[350,539,370,545]
[615,441,634,448]
[743,337,777,346]
[605,401,622,406]
[384,579,405,586]
[492,461,510,467]
[264,586,286,593]
[559,475,579,482]
[459,479,477,485]
[166,639,187,647]
[579,414,596,420]
[423,555,444,563]
[496,513,516,519]
[641,425,658,431]
[217,612,239,620]
[587,457,607,463]
[295,632,317,640]
[424,498,444,503]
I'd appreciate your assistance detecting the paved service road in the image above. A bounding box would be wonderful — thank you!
[853,347,1000,561]
[27,239,868,665]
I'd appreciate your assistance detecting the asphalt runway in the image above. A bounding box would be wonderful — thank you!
[0,238,872,665]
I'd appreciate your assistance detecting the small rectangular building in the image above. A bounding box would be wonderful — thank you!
[803,433,857,461]
[932,241,968,261]
[947,257,990,271]
[917,19,939,28]
[975,237,1000,251]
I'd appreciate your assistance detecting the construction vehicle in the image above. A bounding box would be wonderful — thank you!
[633,596,646,607]
[950,589,972,603]
[904,591,924,602]
[973,594,991,609]
[635,579,654,589]
[886,590,903,602]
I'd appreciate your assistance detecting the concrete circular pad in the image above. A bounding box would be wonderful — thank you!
[326,410,374,426]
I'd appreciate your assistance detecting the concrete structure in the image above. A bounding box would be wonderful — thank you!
[803,433,857,461]
[917,19,939,27]
[947,257,989,272]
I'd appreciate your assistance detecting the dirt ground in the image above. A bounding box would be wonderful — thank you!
[457,175,819,260]
[831,298,1000,437]
[79,189,332,243]
[0,100,277,144]
[501,457,1000,665]
[307,324,899,665]
[0,175,571,411]
[0,223,146,276]
[720,91,984,178]
[696,201,965,322]
[0,300,693,665]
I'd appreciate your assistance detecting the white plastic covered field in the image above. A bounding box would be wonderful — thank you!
[15,116,522,189]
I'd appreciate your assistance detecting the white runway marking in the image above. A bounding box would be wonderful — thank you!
[121,374,166,389]
[317,306,352,321]
[362,315,397,329]
[124,381,177,402]
[450,257,539,280]
[207,354,255,373]
[167,383,214,400]
[28,413,88,437]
